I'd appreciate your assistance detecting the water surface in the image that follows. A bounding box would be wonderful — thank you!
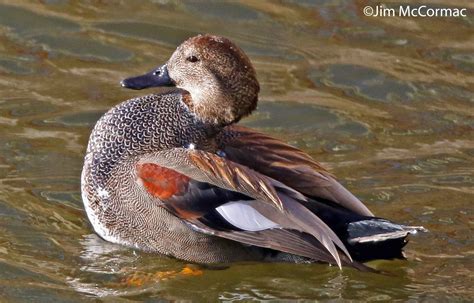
[0,0,472,301]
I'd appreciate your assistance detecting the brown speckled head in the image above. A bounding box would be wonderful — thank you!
[167,34,259,125]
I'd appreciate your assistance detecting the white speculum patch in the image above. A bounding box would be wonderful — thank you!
[216,201,279,232]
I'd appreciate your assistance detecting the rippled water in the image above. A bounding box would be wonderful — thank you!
[0,0,472,301]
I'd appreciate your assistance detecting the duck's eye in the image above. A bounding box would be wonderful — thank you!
[186,55,199,63]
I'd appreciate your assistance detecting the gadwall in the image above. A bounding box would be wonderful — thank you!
[81,34,425,270]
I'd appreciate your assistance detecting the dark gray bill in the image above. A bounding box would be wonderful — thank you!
[120,64,174,90]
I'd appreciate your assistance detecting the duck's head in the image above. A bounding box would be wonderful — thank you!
[121,34,259,126]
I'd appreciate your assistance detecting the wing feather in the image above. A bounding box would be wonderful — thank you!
[139,148,351,267]
[187,220,374,271]
[216,125,374,216]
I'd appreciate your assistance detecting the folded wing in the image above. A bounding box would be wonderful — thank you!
[136,148,353,268]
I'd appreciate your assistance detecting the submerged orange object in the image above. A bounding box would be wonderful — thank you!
[137,163,190,199]
[180,265,203,276]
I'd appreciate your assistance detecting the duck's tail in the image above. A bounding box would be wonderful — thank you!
[345,219,426,261]
[305,199,427,262]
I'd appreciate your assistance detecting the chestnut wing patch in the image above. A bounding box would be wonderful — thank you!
[137,163,190,200]
[136,162,252,219]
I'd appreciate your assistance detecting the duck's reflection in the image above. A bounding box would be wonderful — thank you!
[78,234,139,273]
[67,234,163,297]
[68,234,420,300]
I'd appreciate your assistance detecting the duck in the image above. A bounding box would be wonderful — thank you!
[81,34,425,271]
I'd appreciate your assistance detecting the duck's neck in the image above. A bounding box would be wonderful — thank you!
[180,83,258,126]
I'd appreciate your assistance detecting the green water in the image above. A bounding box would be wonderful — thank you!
[0,0,472,301]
